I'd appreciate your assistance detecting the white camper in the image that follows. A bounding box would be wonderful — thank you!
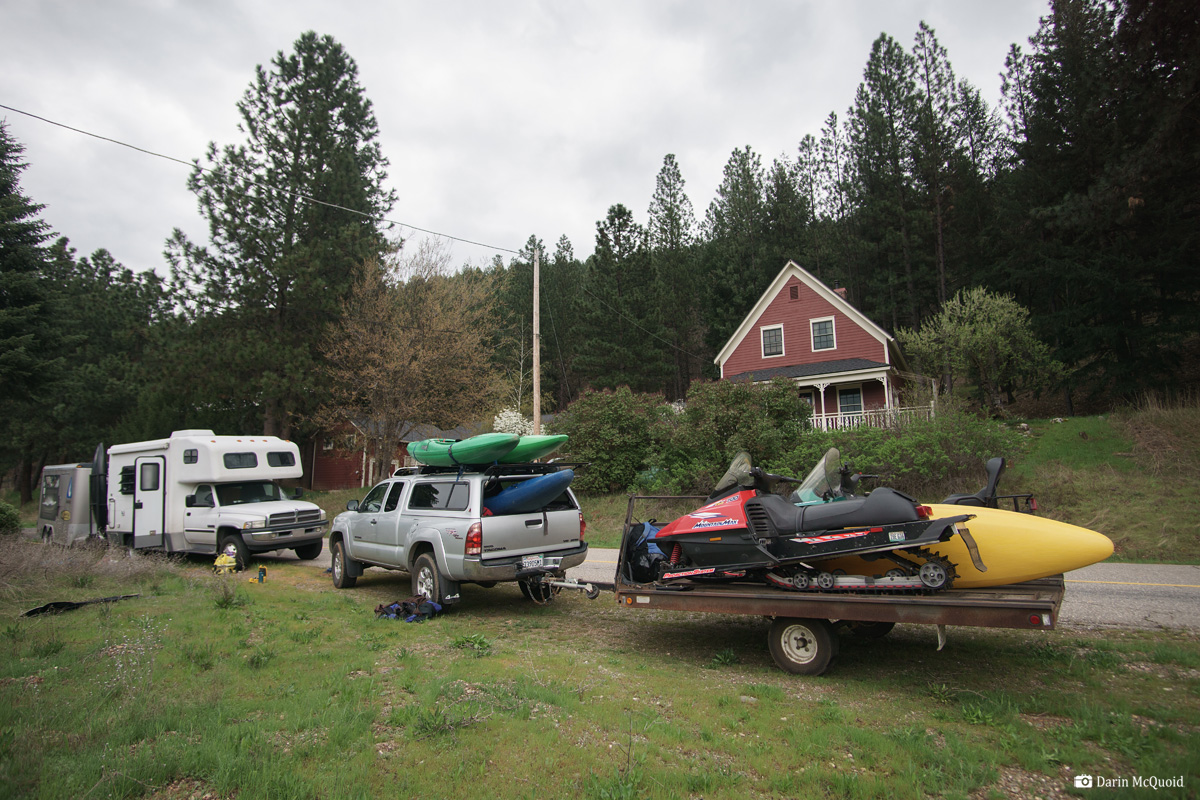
[101,430,327,565]
[37,462,98,546]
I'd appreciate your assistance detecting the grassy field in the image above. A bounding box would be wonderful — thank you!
[1,536,1198,800]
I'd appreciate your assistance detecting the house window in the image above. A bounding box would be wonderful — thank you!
[811,317,836,351]
[798,391,813,406]
[322,439,334,451]
[789,285,799,300]
[761,325,784,358]
[838,387,863,415]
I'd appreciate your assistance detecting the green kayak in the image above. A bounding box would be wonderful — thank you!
[498,434,570,463]
[406,433,519,466]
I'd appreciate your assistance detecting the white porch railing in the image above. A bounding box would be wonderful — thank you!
[810,404,935,431]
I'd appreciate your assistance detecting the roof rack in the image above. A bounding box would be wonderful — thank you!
[391,461,587,479]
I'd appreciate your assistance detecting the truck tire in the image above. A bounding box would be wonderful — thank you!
[331,539,357,589]
[412,553,449,605]
[294,540,323,560]
[219,533,249,572]
[768,617,835,676]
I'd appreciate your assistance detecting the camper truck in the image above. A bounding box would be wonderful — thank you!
[81,430,327,565]
[37,462,100,546]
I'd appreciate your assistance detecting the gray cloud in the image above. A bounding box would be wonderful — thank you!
[3,0,1046,274]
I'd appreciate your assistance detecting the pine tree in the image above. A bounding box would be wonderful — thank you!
[166,32,396,438]
[648,155,704,398]
[0,122,61,501]
[846,33,925,331]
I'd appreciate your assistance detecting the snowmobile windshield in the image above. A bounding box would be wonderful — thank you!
[791,448,842,505]
[711,451,755,496]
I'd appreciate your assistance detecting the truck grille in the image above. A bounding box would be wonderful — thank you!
[268,509,323,527]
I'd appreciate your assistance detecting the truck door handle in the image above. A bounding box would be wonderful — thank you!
[524,519,543,527]
[370,519,378,525]
[134,501,144,509]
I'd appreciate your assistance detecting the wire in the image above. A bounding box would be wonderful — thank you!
[579,283,707,361]
[0,103,520,255]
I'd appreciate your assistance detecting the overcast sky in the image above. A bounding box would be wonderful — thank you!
[4,0,1047,275]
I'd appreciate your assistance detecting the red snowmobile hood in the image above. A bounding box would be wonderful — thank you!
[655,490,754,537]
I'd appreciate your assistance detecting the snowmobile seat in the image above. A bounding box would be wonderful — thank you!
[943,457,1005,508]
[746,488,920,538]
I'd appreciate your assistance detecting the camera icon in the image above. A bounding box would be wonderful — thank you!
[1074,775,1094,788]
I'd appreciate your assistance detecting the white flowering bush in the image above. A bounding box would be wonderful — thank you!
[493,407,533,436]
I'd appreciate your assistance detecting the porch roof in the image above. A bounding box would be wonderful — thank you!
[727,358,891,384]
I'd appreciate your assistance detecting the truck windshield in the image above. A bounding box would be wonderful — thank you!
[215,481,286,506]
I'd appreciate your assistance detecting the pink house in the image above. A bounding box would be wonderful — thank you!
[715,261,925,430]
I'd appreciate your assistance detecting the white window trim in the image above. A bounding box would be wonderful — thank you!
[760,323,785,359]
[837,384,864,415]
[810,316,836,352]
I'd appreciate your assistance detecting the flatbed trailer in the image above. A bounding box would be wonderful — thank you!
[614,495,1066,675]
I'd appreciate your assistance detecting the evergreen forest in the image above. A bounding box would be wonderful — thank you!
[2,1,1197,501]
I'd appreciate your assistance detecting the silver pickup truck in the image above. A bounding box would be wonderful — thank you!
[328,464,589,606]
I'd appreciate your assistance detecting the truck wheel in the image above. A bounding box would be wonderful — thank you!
[219,533,249,571]
[412,553,447,605]
[768,617,835,676]
[331,540,357,589]
[294,540,323,560]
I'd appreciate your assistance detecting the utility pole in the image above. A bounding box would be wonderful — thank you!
[532,246,541,434]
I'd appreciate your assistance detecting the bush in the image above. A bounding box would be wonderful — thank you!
[0,502,20,536]
[778,403,1026,501]
[550,387,663,493]
[647,378,812,493]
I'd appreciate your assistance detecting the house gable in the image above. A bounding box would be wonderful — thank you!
[716,261,898,380]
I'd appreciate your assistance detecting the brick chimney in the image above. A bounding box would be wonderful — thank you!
[833,280,848,300]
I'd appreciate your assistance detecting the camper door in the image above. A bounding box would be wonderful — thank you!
[133,456,166,548]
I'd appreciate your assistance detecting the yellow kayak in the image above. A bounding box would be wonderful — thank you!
[820,503,1114,588]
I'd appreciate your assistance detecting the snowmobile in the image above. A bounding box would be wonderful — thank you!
[631,448,984,593]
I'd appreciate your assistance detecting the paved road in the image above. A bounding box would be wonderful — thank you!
[260,543,1199,632]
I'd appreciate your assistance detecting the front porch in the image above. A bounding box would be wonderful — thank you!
[809,403,936,431]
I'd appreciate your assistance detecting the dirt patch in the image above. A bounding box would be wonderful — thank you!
[144,778,236,800]
[971,765,1076,800]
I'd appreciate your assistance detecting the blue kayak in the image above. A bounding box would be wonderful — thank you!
[483,470,575,515]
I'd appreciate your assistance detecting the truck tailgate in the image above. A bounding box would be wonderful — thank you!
[480,508,581,561]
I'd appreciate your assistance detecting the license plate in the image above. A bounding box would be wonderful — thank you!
[521,554,543,569]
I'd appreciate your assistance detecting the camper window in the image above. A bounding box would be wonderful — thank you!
[140,463,160,492]
[183,449,198,464]
[223,453,258,469]
[267,451,296,467]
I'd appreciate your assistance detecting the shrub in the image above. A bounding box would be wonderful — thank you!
[0,502,20,536]
[778,403,1025,501]
[550,387,663,493]
[647,378,812,493]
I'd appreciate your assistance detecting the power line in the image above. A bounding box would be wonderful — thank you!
[0,103,520,255]
[579,284,707,362]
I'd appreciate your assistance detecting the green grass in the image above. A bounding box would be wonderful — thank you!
[1,537,1197,799]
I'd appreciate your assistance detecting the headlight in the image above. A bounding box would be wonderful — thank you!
[242,520,266,530]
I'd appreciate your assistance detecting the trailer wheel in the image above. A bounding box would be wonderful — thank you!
[768,618,835,676]
[331,540,357,589]
[294,540,323,560]
[219,533,249,571]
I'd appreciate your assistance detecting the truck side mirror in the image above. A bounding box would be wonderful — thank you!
[346,499,359,512]
[185,495,197,508]
[291,488,304,500]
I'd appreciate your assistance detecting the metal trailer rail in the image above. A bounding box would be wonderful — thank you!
[614,494,1066,675]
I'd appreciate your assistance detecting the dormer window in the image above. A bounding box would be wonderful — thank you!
[761,324,784,358]
[811,317,836,351]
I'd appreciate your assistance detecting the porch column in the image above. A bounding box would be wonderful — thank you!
[814,381,830,426]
